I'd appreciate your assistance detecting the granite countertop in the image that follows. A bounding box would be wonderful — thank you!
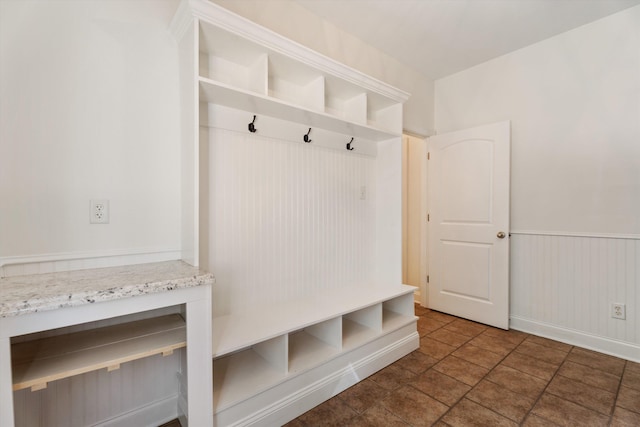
[0,261,214,318]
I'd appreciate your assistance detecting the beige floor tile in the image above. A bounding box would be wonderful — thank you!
[557,360,621,393]
[394,350,438,374]
[611,406,640,427]
[468,333,519,356]
[419,337,457,360]
[297,395,358,427]
[466,379,536,423]
[546,375,616,415]
[616,386,640,414]
[452,343,503,369]
[501,351,559,381]
[521,414,561,426]
[381,385,449,426]
[433,355,489,386]
[410,368,471,406]
[442,398,518,427]
[424,310,458,324]
[339,378,390,414]
[486,364,547,399]
[414,304,430,317]
[622,367,640,392]
[626,361,640,374]
[345,405,410,427]
[567,347,625,377]
[418,317,448,336]
[429,328,472,348]
[515,340,568,365]
[523,335,572,353]
[370,363,417,391]
[531,394,610,427]
[442,319,488,338]
[482,327,528,346]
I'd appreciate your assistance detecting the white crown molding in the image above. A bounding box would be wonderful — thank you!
[168,0,194,42]
[177,0,410,103]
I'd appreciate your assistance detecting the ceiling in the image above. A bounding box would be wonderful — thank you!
[295,0,640,80]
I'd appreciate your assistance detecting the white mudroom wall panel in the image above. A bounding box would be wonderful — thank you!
[13,351,181,427]
[206,128,376,315]
[510,233,640,361]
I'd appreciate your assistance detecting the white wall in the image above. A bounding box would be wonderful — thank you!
[434,6,640,360]
[435,5,640,236]
[211,0,434,137]
[0,0,182,270]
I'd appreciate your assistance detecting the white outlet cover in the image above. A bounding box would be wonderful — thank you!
[90,199,110,224]
[611,303,626,320]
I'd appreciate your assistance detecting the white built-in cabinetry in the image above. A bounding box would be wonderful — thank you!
[170,0,417,425]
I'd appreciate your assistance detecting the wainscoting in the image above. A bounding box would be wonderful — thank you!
[205,127,378,316]
[510,232,640,362]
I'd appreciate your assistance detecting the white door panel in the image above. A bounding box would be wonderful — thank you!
[428,121,510,329]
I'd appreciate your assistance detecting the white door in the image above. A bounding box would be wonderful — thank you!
[428,121,510,329]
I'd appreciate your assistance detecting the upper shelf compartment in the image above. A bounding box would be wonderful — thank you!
[174,0,409,140]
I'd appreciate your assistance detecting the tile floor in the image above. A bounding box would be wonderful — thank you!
[285,305,640,427]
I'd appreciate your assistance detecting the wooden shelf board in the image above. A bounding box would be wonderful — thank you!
[199,77,399,142]
[213,285,415,358]
[213,348,286,411]
[12,314,185,391]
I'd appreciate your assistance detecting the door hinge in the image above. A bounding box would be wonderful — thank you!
[427,275,430,283]
[427,152,430,160]
[427,213,430,222]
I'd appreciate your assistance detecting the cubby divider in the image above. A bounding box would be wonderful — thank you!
[213,334,287,411]
[288,317,341,374]
[195,18,406,144]
[342,304,382,350]
[383,293,416,332]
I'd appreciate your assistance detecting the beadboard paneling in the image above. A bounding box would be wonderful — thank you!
[13,352,181,427]
[510,233,639,359]
[205,128,377,315]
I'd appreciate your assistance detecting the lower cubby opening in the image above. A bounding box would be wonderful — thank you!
[288,317,341,374]
[212,335,287,412]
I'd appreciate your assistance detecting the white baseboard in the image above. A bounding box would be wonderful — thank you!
[94,394,179,427]
[510,315,640,363]
[220,326,419,427]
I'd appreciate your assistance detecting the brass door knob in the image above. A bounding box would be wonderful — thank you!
[497,231,506,239]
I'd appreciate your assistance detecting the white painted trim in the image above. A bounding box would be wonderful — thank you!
[510,230,640,240]
[0,248,181,277]
[229,331,419,427]
[510,315,640,363]
[182,0,409,103]
[168,0,193,42]
[94,394,179,427]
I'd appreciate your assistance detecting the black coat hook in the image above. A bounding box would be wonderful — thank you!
[248,115,257,133]
[346,137,355,151]
[304,128,312,143]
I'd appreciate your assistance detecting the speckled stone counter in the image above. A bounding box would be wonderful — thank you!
[0,261,214,318]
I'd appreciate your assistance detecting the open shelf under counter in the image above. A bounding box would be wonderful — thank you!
[198,77,400,142]
[11,314,186,392]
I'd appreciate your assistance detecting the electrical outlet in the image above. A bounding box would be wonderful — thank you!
[611,303,626,320]
[360,185,367,200]
[90,200,109,224]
